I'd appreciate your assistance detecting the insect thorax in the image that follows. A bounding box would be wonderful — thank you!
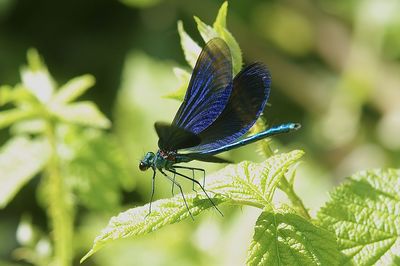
[156,150,177,169]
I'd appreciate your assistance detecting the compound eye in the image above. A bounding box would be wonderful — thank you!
[139,162,147,171]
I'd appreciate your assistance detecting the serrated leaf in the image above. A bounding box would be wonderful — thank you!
[206,150,304,207]
[52,74,95,104]
[247,208,341,266]
[194,16,218,43]
[0,108,38,130]
[213,1,227,29]
[177,21,201,69]
[318,169,400,265]
[82,151,303,262]
[212,1,242,74]
[50,101,110,129]
[0,136,50,208]
[81,193,224,263]
[163,67,191,101]
[215,25,242,74]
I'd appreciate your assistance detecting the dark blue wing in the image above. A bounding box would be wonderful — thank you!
[187,63,271,152]
[155,122,201,151]
[172,38,233,135]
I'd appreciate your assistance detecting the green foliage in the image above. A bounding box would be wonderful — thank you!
[206,150,304,207]
[2,1,399,266]
[0,49,122,265]
[247,208,341,266]
[167,1,242,101]
[62,128,133,211]
[0,136,49,208]
[81,150,304,262]
[80,194,225,263]
[81,3,400,264]
[318,169,400,265]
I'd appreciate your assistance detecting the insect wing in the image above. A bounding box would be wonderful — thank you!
[188,63,271,152]
[172,38,233,135]
[155,122,201,151]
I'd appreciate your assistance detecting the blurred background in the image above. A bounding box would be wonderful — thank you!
[1,0,400,265]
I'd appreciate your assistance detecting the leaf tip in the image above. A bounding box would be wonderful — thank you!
[80,249,95,264]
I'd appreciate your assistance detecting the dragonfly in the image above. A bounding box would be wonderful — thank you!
[139,38,300,219]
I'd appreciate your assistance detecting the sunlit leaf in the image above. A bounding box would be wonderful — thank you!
[193,4,242,75]
[163,67,191,101]
[0,109,38,130]
[80,193,224,263]
[194,16,218,43]
[177,21,201,69]
[214,25,242,74]
[213,1,228,29]
[212,2,242,74]
[206,150,304,207]
[318,169,400,265]
[21,49,55,103]
[81,150,303,262]
[0,136,50,208]
[247,208,341,266]
[62,128,133,211]
[50,101,110,129]
[52,75,95,104]
[0,85,38,107]
[0,85,13,105]
[10,119,46,135]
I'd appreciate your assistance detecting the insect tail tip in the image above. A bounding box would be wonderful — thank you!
[292,123,301,130]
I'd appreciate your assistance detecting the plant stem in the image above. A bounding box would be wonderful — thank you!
[279,176,311,220]
[44,121,73,266]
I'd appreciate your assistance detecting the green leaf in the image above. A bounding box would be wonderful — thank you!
[21,49,55,103]
[50,101,111,129]
[247,208,342,266]
[206,150,304,208]
[318,169,400,265]
[163,67,191,101]
[62,128,133,211]
[194,16,218,43]
[81,150,303,262]
[176,1,242,86]
[0,85,13,105]
[193,2,242,75]
[213,1,227,29]
[0,136,50,208]
[80,193,224,263]
[0,85,39,107]
[177,21,201,69]
[0,108,38,130]
[52,74,95,104]
[213,2,242,74]
[214,25,242,74]
[10,119,46,135]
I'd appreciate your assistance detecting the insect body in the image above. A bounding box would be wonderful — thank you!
[139,38,300,219]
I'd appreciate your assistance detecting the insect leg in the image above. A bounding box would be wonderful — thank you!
[171,171,176,195]
[167,169,223,217]
[145,169,157,218]
[173,165,206,188]
[160,169,194,220]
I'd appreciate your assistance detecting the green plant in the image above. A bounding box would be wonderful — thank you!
[81,2,400,265]
[0,50,131,266]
